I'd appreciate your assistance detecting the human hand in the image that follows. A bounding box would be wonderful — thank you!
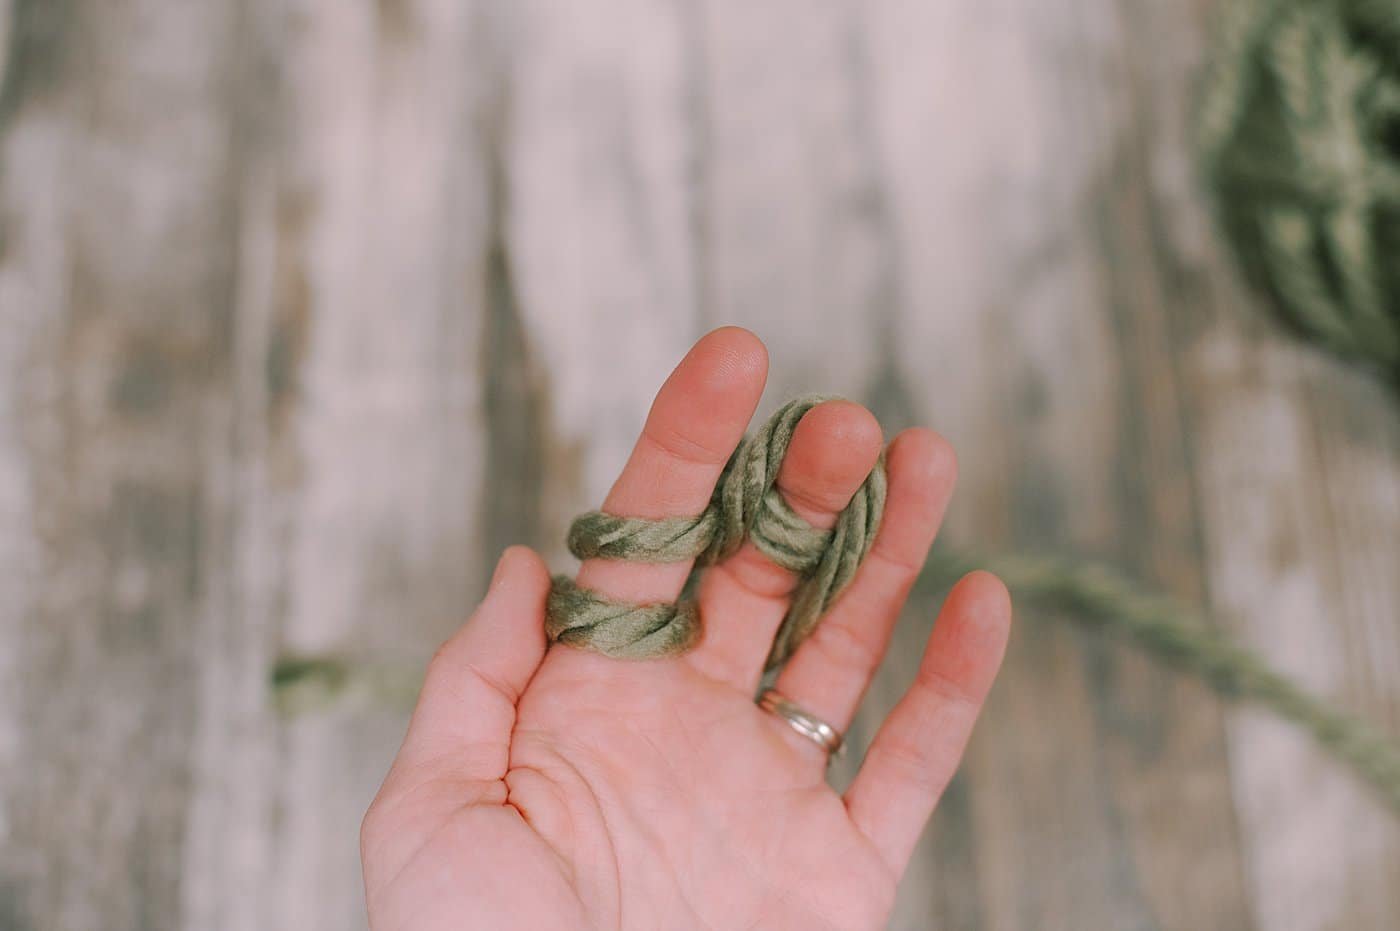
[361,327,1012,930]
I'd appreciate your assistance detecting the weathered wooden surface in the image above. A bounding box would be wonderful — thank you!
[1,1,1398,929]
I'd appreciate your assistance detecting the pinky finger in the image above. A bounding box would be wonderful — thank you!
[844,570,1011,878]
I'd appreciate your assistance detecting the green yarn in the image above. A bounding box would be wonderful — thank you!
[548,396,1400,813]
[1197,0,1400,383]
[917,550,1400,813]
[546,396,886,668]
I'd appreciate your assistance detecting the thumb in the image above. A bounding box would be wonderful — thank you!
[395,545,551,778]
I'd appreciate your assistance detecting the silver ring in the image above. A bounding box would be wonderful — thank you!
[757,689,845,758]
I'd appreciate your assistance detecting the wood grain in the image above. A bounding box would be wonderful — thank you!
[233,4,496,929]
[0,4,247,928]
[1,0,1398,928]
[852,1,1258,927]
[1187,281,1400,930]
[504,0,700,517]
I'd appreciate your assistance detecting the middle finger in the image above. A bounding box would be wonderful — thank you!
[686,399,884,691]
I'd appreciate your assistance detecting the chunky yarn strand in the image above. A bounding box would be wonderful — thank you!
[545,396,887,668]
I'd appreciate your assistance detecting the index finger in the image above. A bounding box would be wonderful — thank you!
[569,327,768,620]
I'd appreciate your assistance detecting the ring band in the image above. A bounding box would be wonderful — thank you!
[757,689,845,758]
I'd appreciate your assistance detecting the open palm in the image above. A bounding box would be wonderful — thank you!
[361,328,1011,930]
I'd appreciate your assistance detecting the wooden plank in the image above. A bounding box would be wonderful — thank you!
[858,0,1259,927]
[0,1,12,83]
[506,0,894,460]
[1186,268,1400,929]
[0,3,245,928]
[3,0,1398,928]
[0,1,499,928]
[1100,1,1400,927]
[177,3,499,930]
[690,0,887,407]
[506,0,701,513]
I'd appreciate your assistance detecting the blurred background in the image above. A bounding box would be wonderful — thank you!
[1,1,1398,929]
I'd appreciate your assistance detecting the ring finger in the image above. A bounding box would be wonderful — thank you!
[769,427,957,740]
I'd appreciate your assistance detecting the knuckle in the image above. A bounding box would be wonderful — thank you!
[808,617,883,675]
[779,481,850,523]
[868,545,926,580]
[915,664,979,709]
[639,424,731,468]
[714,550,797,601]
[360,797,389,852]
[873,738,943,794]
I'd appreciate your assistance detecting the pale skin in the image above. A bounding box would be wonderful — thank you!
[361,327,1013,930]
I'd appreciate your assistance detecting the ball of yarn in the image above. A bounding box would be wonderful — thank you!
[1197,0,1400,383]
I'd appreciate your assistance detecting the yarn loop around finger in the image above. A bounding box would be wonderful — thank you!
[546,396,887,669]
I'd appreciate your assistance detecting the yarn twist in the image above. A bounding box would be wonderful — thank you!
[1197,0,1400,383]
[546,396,886,667]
